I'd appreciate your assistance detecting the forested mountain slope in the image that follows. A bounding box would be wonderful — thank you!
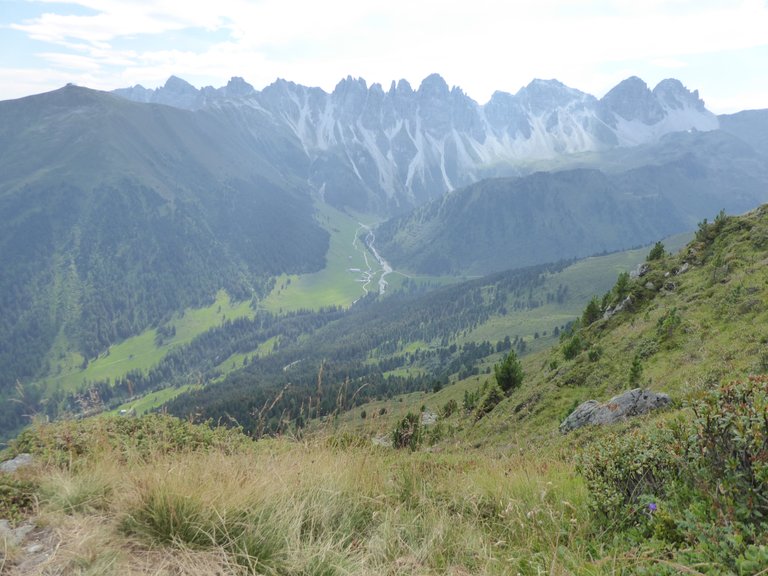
[376,129,768,275]
[0,85,327,394]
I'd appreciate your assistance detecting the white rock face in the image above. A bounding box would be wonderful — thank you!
[115,74,719,211]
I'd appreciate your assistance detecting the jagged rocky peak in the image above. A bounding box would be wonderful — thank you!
[333,75,368,95]
[263,77,299,95]
[369,82,385,96]
[653,78,706,111]
[223,76,256,97]
[108,72,719,212]
[600,76,665,124]
[331,76,369,118]
[417,73,450,99]
[163,75,197,94]
[516,79,593,113]
[390,79,414,97]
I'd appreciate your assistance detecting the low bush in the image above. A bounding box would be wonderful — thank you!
[0,476,38,525]
[578,375,768,571]
[7,414,252,468]
[576,425,676,527]
[391,412,422,450]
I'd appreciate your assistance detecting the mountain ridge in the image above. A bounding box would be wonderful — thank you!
[375,128,768,275]
[112,74,719,211]
[0,84,328,393]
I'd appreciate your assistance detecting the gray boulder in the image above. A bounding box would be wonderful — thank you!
[0,453,33,473]
[560,388,670,433]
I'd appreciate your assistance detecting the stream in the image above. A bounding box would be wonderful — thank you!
[352,223,393,299]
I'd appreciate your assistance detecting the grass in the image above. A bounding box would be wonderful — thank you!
[5,210,767,574]
[108,385,196,416]
[5,416,603,576]
[262,202,465,313]
[455,233,693,350]
[41,290,254,393]
[261,203,380,312]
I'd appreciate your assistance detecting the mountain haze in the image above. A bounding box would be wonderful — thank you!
[0,85,327,389]
[375,129,768,275]
[115,74,719,212]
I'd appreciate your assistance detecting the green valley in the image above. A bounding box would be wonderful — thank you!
[3,72,768,575]
[3,206,768,574]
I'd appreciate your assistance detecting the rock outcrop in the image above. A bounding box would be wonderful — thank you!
[560,388,670,433]
[0,453,33,473]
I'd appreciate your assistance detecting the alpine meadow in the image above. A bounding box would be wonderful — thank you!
[2,61,768,576]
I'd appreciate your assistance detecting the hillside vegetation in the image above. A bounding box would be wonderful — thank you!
[0,86,327,398]
[376,130,768,275]
[3,205,768,574]
[4,230,669,441]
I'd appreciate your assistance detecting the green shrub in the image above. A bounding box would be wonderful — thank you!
[655,307,681,342]
[687,375,768,526]
[493,350,524,394]
[391,412,422,451]
[562,334,582,360]
[646,241,666,261]
[581,296,602,326]
[613,271,631,301]
[628,355,643,387]
[439,398,458,418]
[578,376,768,570]
[575,426,676,526]
[9,414,251,468]
[462,389,481,412]
[0,477,38,525]
[475,384,504,421]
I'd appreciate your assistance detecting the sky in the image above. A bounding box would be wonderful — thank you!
[1,0,767,113]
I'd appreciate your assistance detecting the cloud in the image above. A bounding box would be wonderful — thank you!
[2,0,768,110]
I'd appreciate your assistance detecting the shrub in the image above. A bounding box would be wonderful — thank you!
[0,477,38,525]
[9,414,251,467]
[578,376,768,570]
[646,241,666,261]
[494,350,524,394]
[581,296,602,326]
[628,355,643,387]
[439,398,459,418]
[687,375,768,526]
[462,389,481,412]
[391,412,422,450]
[562,334,582,360]
[656,307,681,342]
[576,426,676,525]
[613,272,630,301]
[475,384,504,420]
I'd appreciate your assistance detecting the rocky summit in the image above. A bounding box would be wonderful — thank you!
[114,74,719,212]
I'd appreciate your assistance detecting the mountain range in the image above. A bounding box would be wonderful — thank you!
[1,72,767,429]
[114,74,719,212]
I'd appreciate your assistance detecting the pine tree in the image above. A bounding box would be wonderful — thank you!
[494,350,524,394]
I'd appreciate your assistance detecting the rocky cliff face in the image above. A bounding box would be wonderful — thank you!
[115,74,719,213]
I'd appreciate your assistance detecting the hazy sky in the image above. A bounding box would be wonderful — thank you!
[1,0,767,113]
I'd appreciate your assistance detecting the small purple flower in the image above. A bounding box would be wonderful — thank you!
[648,502,657,513]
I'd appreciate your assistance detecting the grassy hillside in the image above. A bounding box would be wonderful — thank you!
[3,206,768,574]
